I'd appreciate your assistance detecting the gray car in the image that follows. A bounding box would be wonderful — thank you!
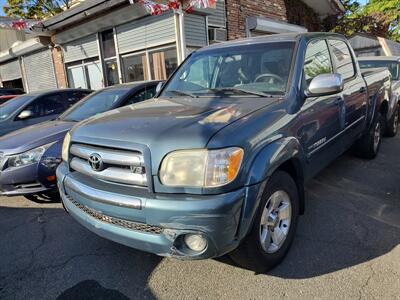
[359,56,400,136]
[0,89,92,137]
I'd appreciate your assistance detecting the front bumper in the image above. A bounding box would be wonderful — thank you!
[57,163,249,259]
[0,159,60,196]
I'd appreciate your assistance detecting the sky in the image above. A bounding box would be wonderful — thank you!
[0,0,6,16]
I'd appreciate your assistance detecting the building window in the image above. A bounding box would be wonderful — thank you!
[100,29,119,86]
[66,58,103,90]
[122,53,149,82]
[121,46,178,83]
[105,60,119,86]
[149,48,178,80]
[101,29,116,59]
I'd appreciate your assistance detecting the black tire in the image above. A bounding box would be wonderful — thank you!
[229,170,299,273]
[384,105,399,137]
[354,114,383,159]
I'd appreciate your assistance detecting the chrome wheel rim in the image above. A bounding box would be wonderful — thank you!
[259,190,292,254]
[373,121,381,152]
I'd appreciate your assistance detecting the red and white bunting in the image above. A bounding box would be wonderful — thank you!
[130,0,217,16]
[0,19,43,31]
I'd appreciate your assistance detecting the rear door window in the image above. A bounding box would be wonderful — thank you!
[125,86,157,105]
[328,39,355,81]
[66,91,90,107]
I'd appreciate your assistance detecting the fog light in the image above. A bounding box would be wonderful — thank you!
[184,234,207,252]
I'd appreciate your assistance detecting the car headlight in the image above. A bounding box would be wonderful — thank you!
[62,132,71,162]
[159,147,244,188]
[8,146,48,168]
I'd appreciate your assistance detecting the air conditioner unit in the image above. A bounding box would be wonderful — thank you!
[208,28,227,43]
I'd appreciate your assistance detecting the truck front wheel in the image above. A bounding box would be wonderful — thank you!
[229,170,299,272]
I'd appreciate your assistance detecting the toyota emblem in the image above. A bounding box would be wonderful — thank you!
[88,153,104,172]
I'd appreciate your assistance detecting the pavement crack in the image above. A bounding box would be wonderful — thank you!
[358,264,376,300]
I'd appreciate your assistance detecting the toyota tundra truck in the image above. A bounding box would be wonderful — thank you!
[57,33,392,272]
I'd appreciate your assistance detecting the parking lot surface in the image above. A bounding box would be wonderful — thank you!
[1,136,399,300]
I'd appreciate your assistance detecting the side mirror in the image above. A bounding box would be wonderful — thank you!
[307,73,344,97]
[18,110,34,120]
[155,82,164,94]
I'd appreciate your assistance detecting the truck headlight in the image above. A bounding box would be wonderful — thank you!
[8,146,47,168]
[61,132,71,162]
[159,147,244,188]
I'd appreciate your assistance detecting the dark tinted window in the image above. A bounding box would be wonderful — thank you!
[359,60,399,80]
[328,39,355,80]
[0,88,23,96]
[60,88,129,122]
[0,95,34,120]
[125,86,157,105]
[66,91,91,106]
[25,94,65,118]
[304,39,333,86]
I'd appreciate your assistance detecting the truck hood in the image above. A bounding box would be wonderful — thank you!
[72,97,279,150]
[0,120,74,155]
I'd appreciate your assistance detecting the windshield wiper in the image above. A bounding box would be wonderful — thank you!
[168,90,197,98]
[209,88,274,97]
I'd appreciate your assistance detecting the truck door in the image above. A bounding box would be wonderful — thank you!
[296,39,343,178]
[328,39,368,143]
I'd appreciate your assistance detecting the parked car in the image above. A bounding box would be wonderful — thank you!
[359,56,400,136]
[0,81,162,200]
[0,88,24,105]
[57,33,392,272]
[0,89,92,137]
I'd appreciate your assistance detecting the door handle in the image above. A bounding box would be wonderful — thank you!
[334,97,344,105]
[359,86,367,93]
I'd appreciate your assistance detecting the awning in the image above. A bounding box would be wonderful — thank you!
[0,36,51,64]
[246,16,307,36]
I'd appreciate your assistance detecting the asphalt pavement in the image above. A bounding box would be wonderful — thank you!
[0,135,399,300]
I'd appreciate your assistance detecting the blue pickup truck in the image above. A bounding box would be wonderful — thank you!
[57,33,392,271]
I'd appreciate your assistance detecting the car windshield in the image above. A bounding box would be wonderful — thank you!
[359,60,399,80]
[60,88,130,122]
[162,42,295,98]
[0,95,34,121]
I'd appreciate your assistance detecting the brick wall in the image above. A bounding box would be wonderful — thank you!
[225,0,322,40]
[226,0,287,40]
[51,46,67,89]
[284,0,321,32]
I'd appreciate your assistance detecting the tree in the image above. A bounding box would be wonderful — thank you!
[329,0,400,42]
[3,0,72,20]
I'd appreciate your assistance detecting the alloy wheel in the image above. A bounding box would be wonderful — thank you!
[259,190,292,254]
[373,121,381,153]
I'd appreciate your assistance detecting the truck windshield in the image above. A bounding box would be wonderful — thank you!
[162,42,295,98]
[0,95,34,121]
[60,88,129,122]
[359,61,399,80]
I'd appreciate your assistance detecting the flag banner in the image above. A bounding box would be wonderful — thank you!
[0,19,42,31]
[132,0,217,15]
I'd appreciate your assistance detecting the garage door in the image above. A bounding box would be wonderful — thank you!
[23,49,57,92]
[0,59,22,82]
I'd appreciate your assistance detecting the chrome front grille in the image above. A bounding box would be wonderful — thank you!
[67,196,163,234]
[69,144,147,187]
